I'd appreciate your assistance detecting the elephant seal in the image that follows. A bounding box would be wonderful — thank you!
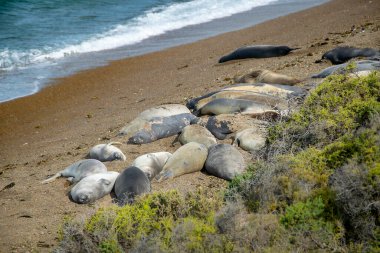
[218,45,300,63]
[126,113,197,144]
[205,144,246,180]
[70,171,119,204]
[119,104,190,136]
[194,114,269,140]
[191,90,290,112]
[179,125,217,148]
[234,69,301,86]
[156,142,208,182]
[41,159,107,184]
[233,127,267,152]
[132,152,172,180]
[187,83,305,110]
[114,166,151,205]
[318,46,380,65]
[194,98,278,116]
[311,60,380,78]
[89,142,126,162]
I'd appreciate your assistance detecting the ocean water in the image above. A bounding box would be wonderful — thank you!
[0,0,327,103]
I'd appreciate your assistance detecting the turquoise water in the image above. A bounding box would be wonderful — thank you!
[0,0,327,102]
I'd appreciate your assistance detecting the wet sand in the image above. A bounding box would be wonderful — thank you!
[0,0,379,251]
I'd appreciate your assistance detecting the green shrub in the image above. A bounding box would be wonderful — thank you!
[267,71,380,155]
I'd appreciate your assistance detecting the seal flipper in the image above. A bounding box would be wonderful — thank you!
[41,172,63,184]
[156,171,174,182]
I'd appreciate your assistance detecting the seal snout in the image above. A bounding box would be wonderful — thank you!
[77,194,90,204]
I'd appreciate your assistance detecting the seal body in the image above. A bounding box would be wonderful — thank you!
[70,171,119,204]
[233,127,267,152]
[234,69,301,86]
[119,104,191,136]
[312,60,380,78]
[179,125,217,148]
[41,159,107,184]
[114,166,151,205]
[187,83,305,111]
[194,114,269,140]
[156,142,208,182]
[132,152,172,180]
[195,98,275,116]
[127,113,197,144]
[89,142,126,162]
[205,144,246,180]
[321,47,380,65]
[218,45,299,63]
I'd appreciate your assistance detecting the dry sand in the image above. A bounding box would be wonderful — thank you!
[0,0,379,251]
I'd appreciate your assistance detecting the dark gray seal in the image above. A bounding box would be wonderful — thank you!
[311,60,380,78]
[114,166,151,205]
[205,144,246,180]
[70,171,119,204]
[119,104,190,137]
[218,45,300,63]
[318,46,380,65]
[41,159,107,184]
[126,113,197,144]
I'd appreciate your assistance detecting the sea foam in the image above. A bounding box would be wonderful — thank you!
[1,0,274,71]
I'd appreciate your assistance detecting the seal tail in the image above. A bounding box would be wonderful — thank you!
[289,47,301,51]
[41,172,62,184]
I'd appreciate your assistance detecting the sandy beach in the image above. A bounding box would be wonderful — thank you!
[0,0,379,251]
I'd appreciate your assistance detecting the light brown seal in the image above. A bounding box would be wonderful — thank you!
[156,142,208,182]
[233,127,267,152]
[179,124,217,148]
[234,69,301,85]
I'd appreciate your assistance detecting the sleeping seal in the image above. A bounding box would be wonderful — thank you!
[126,113,197,144]
[311,60,380,78]
[194,114,269,140]
[119,104,190,136]
[319,46,380,65]
[187,83,305,110]
[132,152,172,180]
[194,98,277,117]
[179,125,217,148]
[70,171,119,204]
[89,142,126,162]
[114,166,151,205]
[205,144,246,180]
[156,142,208,182]
[234,69,301,86]
[219,45,299,63]
[191,90,290,112]
[233,127,267,152]
[41,159,107,184]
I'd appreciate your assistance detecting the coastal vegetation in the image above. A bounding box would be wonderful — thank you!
[56,70,380,252]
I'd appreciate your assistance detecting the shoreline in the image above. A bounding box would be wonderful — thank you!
[0,0,379,251]
[0,0,328,104]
